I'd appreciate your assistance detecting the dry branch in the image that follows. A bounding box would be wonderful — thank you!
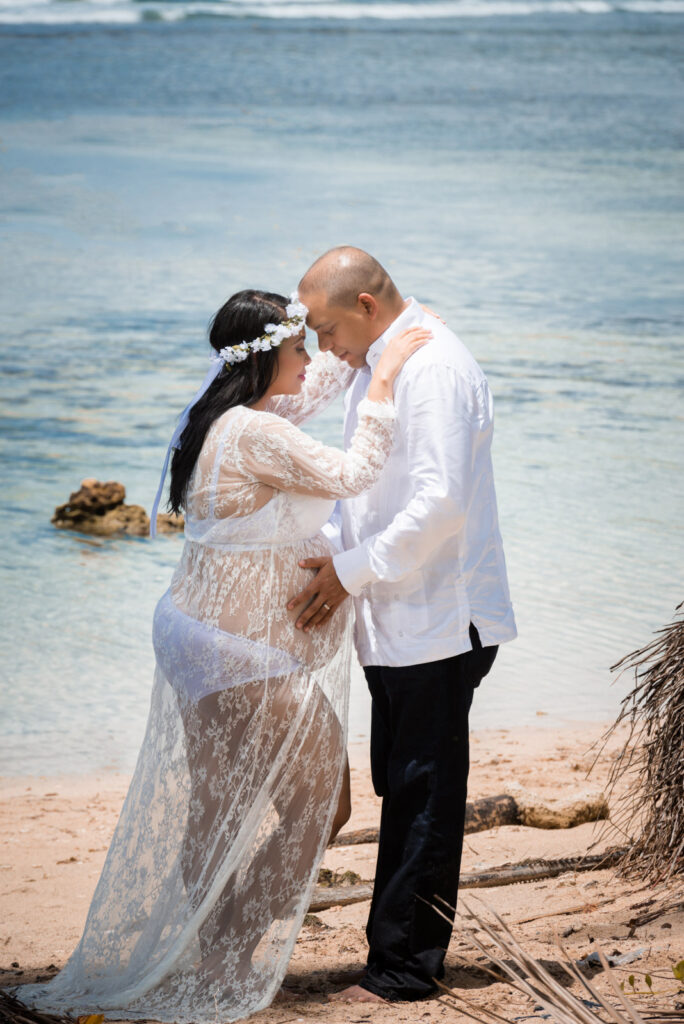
[332,795,518,846]
[332,790,607,847]
[309,848,626,911]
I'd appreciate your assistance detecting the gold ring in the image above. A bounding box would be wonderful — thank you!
[323,602,331,611]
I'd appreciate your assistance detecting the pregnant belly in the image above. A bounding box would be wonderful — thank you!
[171,532,351,672]
[278,534,351,671]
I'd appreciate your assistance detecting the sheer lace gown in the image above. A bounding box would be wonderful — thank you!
[16,354,396,1023]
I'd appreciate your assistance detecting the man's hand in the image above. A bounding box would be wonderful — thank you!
[288,556,349,631]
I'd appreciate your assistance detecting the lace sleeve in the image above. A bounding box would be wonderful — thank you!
[237,399,396,499]
[265,351,355,425]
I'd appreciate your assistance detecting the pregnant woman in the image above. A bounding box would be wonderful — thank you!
[14,289,429,1022]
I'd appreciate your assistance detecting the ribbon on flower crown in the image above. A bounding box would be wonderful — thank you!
[149,293,307,539]
[149,356,224,539]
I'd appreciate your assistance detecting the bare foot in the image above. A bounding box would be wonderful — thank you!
[329,984,387,1003]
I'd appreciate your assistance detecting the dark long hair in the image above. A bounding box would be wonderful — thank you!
[168,289,289,515]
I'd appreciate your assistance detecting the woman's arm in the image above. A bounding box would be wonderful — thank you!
[237,399,396,500]
[239,326,431,499]
[265,350,355,425]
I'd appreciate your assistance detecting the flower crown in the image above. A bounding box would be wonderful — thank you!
[218,293,308,366]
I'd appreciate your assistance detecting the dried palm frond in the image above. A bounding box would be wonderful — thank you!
[433,896,650,1024]
[0,989,72,1024]
[596,602,684,882]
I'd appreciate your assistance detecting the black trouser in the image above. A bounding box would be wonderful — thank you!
[360,624,498,1001]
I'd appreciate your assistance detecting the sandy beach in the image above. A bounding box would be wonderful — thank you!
[2,719,682,1022]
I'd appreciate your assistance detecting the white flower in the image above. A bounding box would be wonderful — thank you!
[263,323,279,335]
[286,293,308,320]
[219,345,237,364]
[271,323,290,345]
[252,337,272,352]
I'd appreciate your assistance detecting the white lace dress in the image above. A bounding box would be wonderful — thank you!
[15,354,396,1023]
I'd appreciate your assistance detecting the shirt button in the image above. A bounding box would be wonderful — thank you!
[398,630,404,637]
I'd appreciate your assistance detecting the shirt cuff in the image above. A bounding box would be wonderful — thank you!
[333,544,378,596]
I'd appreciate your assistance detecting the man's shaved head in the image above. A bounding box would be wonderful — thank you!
[299,246,407,368]
[299,246,400,308]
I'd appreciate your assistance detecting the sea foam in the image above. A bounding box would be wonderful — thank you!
[1,0,683,23]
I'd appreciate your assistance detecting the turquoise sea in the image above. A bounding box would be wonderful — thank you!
[0,0,682,775]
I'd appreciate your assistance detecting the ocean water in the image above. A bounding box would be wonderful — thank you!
[0,2,682,775]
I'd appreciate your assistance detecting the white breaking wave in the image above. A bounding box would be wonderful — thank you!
[1,0,683,23]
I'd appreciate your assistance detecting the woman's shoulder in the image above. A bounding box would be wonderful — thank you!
[214,404,295,441]
[217,403,281,421]
[212,403,265,429]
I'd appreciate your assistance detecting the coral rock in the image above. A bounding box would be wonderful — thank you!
[153,512,185,534]
[52,478,184,537]
[63,479,126,513]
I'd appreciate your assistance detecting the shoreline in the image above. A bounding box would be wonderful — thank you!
[3,719,683,1022]
[0,716,618,785]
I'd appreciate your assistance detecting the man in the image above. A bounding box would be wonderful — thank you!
[288,246,517,1003]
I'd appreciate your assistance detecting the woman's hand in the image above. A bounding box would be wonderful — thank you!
[420,303,445,323]
[368,327,431,401]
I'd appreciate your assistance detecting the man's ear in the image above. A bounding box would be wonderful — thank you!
[358,292,378,319]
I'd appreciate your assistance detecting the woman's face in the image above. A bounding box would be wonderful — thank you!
[266,328,311,397]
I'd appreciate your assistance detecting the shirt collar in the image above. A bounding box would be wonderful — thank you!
[365,297,420,371]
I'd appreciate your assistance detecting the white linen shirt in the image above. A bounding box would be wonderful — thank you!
[332,297,517,668]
